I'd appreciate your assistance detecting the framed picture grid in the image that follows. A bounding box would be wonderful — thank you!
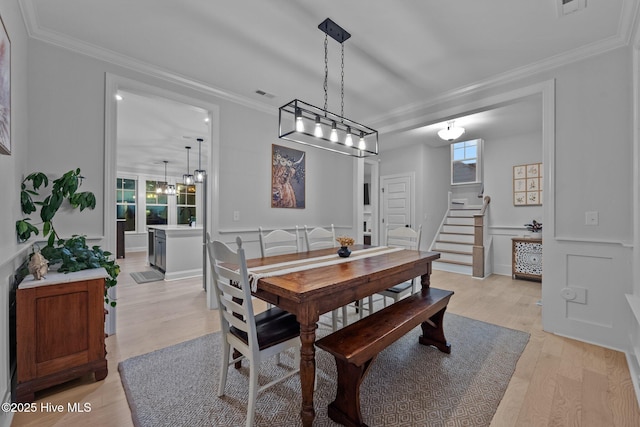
[513,163,542,206]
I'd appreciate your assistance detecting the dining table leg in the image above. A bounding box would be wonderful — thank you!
[299,320,318,427]
[420,261,433,289]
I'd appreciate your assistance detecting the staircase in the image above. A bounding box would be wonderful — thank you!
[431,207,479,275]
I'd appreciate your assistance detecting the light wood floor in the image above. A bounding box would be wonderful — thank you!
[11,251,640,426]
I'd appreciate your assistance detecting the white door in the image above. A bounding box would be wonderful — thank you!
[381,174,413,244]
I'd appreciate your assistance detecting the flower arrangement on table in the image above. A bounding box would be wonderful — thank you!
[336,236,355,247]
[335,236,355,258]
[524,220,542,233]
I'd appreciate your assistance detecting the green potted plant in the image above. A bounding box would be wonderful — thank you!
[16,168,119,306]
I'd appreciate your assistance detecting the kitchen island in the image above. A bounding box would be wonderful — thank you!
[148,225,203,280]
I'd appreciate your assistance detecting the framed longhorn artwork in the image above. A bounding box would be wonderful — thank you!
[271,144,305,209]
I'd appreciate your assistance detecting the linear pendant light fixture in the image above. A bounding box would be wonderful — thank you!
[279,18,378,157]
[183,146,194,185]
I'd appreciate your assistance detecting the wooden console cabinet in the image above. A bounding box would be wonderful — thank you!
[512,237,542,281]
[16,269,109,402]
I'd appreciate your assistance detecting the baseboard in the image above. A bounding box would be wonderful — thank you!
[164,269,203,281]
[0,386,13,427]
[625,351,640,408]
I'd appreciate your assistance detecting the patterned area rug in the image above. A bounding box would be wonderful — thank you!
[119,313,529,426]
[129,270,164,284]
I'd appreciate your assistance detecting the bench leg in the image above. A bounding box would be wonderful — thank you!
[327,356,376,427]
[419,306,451,354]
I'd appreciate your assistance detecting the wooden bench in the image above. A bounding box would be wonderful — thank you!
[315,287,454,427]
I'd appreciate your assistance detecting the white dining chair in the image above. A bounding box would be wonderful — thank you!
[375,224,423,308]
[207,234,301,427]
[258,226,300,256]
[304,224,348,330]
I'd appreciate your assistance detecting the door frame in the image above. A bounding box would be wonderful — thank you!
[104,74,221,333]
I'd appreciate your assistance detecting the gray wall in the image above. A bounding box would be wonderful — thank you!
[0,1,30,424]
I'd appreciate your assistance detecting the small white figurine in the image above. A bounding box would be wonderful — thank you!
[28,251,49,280]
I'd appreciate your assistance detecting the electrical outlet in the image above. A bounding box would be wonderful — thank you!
[561,286,587,304]
[233,211,240,221]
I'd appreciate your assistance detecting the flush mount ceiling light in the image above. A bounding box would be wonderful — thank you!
[438,120,466,141]
[279,18,378,157]
[183,146,194,185]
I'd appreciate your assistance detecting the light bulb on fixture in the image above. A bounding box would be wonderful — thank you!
[438,120,465,141]
[314,116,323,137]
[345,127,353,147]
[330,121,338,142]
[295,108,305,132]
[358,132,366,150]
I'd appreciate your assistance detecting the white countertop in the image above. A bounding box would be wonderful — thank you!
[19,267,109,290]
[148,225,203,231]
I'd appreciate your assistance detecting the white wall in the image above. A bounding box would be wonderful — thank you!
[378,46,633,353]
[378,142,450,250]
[26,39,357,262]
[485,129,543,275]
[0,1,30,425]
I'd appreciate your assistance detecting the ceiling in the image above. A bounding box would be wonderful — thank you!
[19,0,636,169]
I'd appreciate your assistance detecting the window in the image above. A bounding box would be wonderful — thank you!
[116,178,136,232]
[451,139,482,185]
[145,180,168,225]
[176,184,197,225]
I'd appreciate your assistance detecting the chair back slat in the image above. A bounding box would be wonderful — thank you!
[304,224,336,251]
[206,233,257,347]
[259,227,300,256]
[386,225,422,250]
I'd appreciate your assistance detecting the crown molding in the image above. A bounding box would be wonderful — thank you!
[18,0,639,129]
[18,0,276,116]
[370,0,640,132]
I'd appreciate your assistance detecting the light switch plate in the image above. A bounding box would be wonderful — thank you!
[585,211,598,226]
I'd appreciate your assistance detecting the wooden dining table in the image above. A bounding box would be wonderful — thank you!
[246,244,441,427]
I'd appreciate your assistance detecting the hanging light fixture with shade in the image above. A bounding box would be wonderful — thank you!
[194,138,206,183]
[438,120,466,141]
[279,18,378,158]
[157,160,176,195]
[183,146,194,185]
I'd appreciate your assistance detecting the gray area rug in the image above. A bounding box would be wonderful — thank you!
[119,313,529,426]
[129,270,164,284]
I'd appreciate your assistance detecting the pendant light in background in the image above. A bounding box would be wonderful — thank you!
[194,138,206,183]
[183,146,194,185]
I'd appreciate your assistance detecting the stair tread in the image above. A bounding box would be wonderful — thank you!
[439,231,474,236]
[434,259,473,266]
[437,249,473,255]
[436,240,473,245]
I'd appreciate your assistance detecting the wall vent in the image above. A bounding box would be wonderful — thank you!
[557,0,586,16]
[255,89,276,99]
